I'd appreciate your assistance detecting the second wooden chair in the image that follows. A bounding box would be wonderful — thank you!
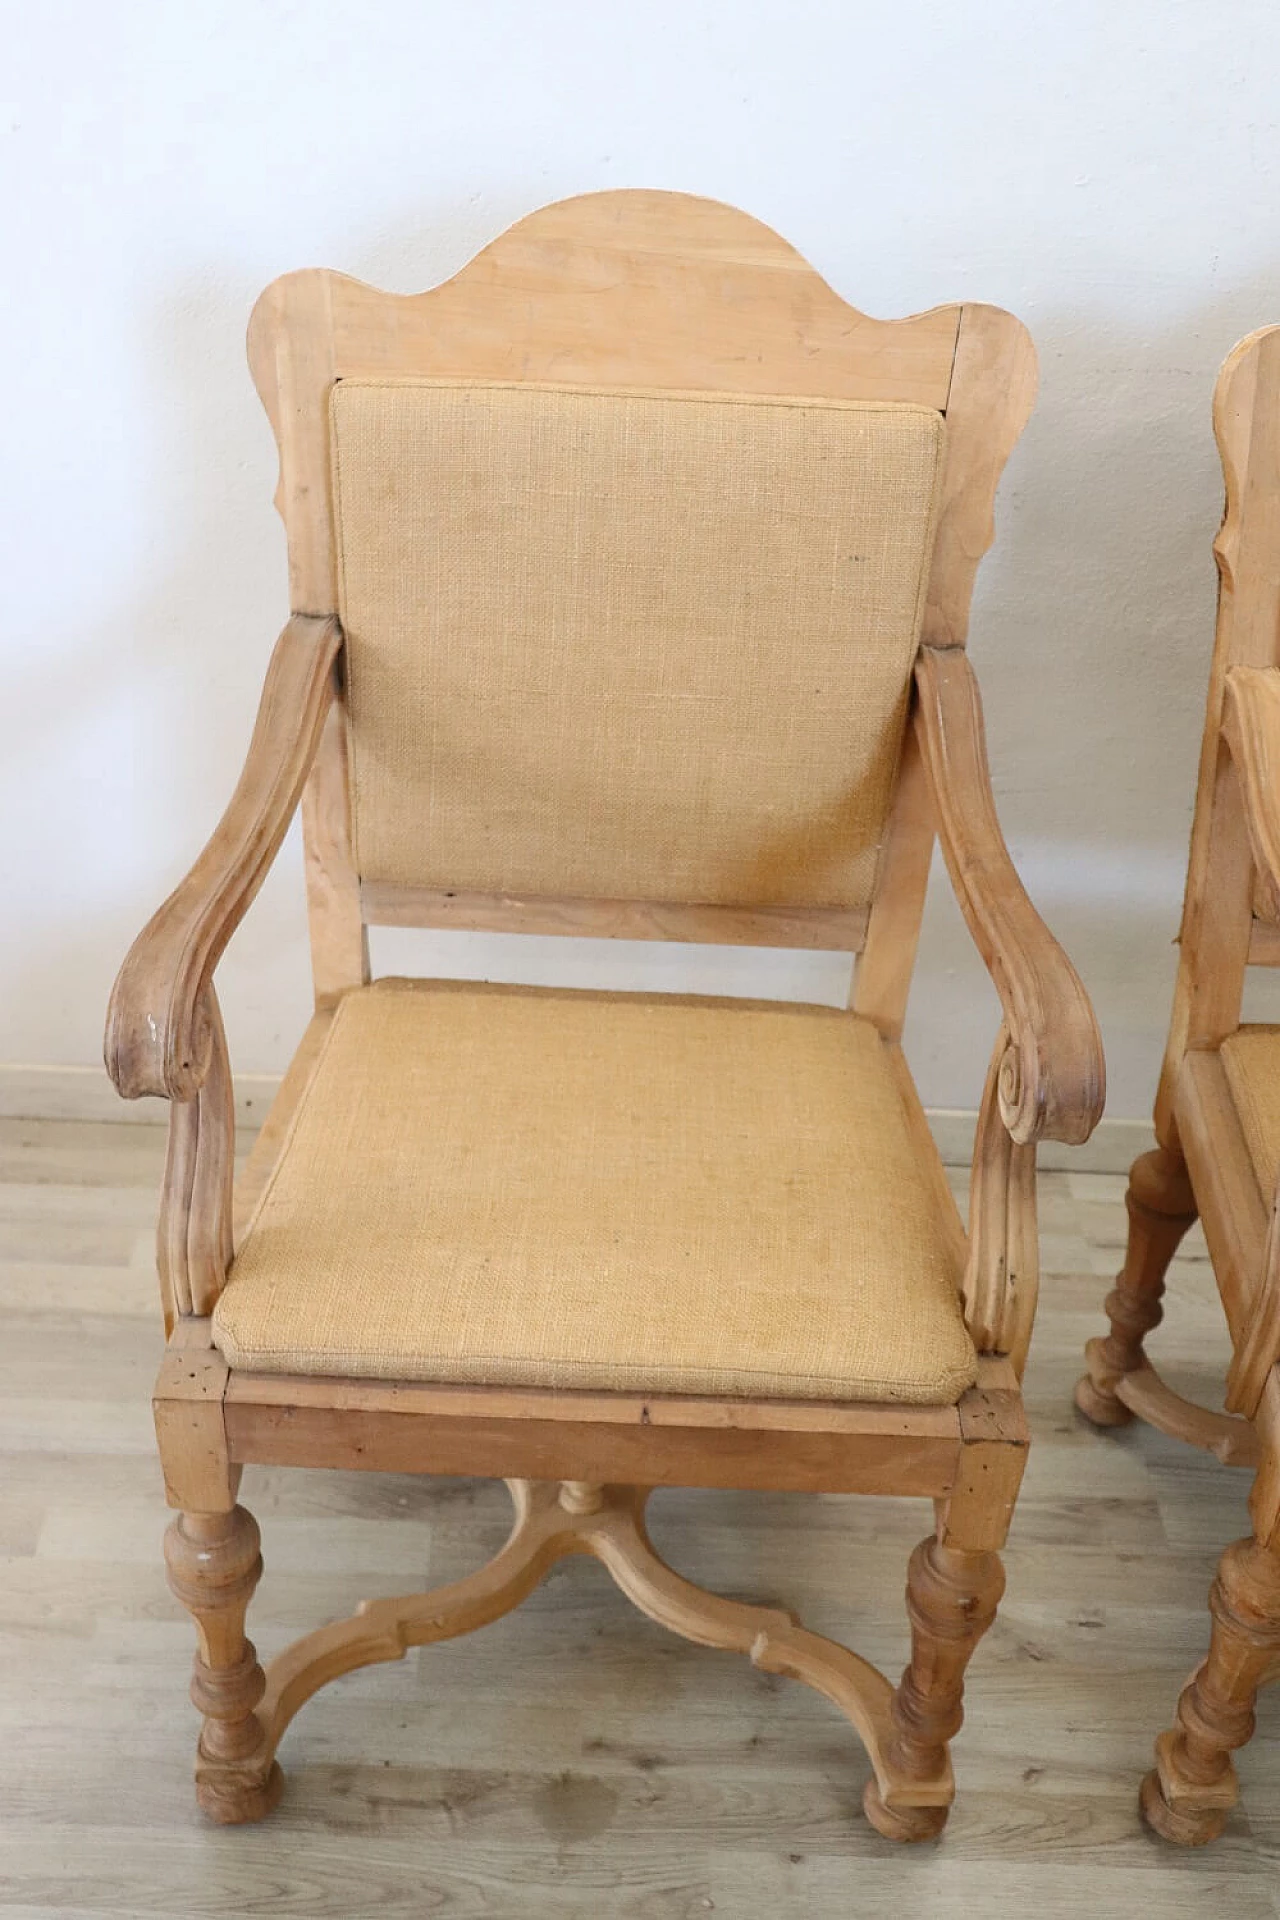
[1077,325,1280,1843]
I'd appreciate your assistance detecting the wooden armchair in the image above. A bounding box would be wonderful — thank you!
[106,191,1103,1841]
[1076,325,1280,1844]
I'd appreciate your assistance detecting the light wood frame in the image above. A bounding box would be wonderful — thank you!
[1075,325,1280,1844]
[106,191,1103,1840]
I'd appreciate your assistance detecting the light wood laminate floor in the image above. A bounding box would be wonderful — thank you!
[1,1117,1278,1917]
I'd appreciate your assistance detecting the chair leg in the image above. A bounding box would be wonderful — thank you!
[164,1504,282,1824]
[1075,1144,1197,1427]
[863,1536,1005,1842]
[1141,1533,1280,1844]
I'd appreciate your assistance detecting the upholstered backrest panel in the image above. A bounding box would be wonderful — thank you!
[330,380,946,908]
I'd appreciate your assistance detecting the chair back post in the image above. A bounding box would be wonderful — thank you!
[1156,325,1280,1147]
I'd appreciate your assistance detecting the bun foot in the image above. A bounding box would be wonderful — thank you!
[1139,1769,1226,1847]
[862,1779,949,1842]
[1074,1370,1134,1428]
[196,1759,284,1826]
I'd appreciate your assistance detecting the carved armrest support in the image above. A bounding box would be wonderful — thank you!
[1223,666,1280,923]
[913,644,1105,1146]
[105,614,342,1103]
[963,1025,1041,1369]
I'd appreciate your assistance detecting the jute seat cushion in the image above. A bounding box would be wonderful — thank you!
[1220,1026,1280,1197]
[211,980,976,1405]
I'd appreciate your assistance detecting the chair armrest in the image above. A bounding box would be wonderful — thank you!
[1223,666,1280,921]
[913,644,1105,1146]
[105,614,342,1102]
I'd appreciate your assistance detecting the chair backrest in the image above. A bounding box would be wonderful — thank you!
[247,191,1036,999]
[1155,325,1280,1140]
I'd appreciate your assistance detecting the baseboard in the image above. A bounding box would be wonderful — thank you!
[0,1065,281,1130]
[924,1108,1149,1176]
[0,1063,1151,1172]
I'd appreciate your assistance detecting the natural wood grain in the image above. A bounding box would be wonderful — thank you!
[923,302,1038,650]
[247,1478,951,1827]
[208,1349,1022,1823]
[155,987,235,1327]
[963,1027,1040,1367]
[1248,916,1280,964]
[106,616,339,1327]
[248,188,1037,967]
[866,1538,1005,1841]
[1228,1212,1280,1423]
[850,723,935,1036]
[103,192,1097,1845]
[164,1505,281,1824]
[360,882,869,951]
[220,1366,966,1435]
[1223,666,1280,921]
[302,699,368,1006]
[105,614,341,1103]
[944,1353,1030,1551]
[590,1488,948,1818]
[6,1127,1280,1912]
[1107,1361,1260,1468]
[221,1391,965,1496]
[1075,1145,1198,1427]
[1156,326,1280,1145]
[1176,1052,1269,1363]
[1077,328,1280,1847]
[152,1326,238,1514]
[1247,1370,1280,1547]
[914,647,1105,1148]
[1144,1535,1280,1845]
[247,192,964,613]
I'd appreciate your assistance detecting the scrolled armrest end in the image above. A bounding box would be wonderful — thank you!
[998,1025,1105,1149]
[105,948,214,1103]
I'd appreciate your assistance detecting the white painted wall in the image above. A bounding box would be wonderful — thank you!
[5,0,1280,1120]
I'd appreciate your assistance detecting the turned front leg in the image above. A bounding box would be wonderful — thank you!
[1142,1534,1280,1844]
[1076,1144,1197,1426]
[863,1538,1004,1842]
[164,1504,282,1824]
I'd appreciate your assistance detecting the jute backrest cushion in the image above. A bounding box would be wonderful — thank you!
[330,380,946,908]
